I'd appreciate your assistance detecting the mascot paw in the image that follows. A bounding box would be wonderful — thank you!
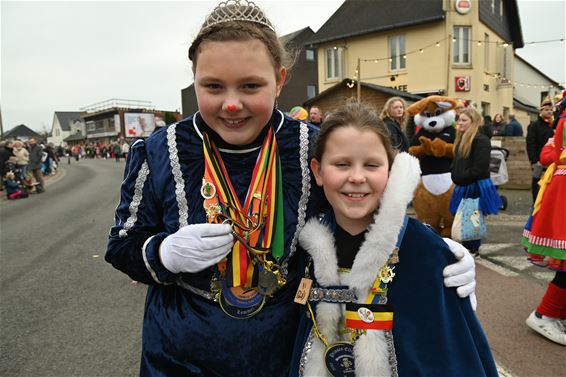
[430,138,453,158]
[418,136,433,155]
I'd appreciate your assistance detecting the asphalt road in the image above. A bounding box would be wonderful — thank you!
[0,160,564,376]
[0,159,145,376]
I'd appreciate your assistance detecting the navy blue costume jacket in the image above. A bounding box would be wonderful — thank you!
[106,110,323,376]
[291,153,497,377]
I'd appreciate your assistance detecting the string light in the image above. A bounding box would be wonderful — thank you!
[352,35,565,90]
[484,71,565,90]
[357,36,564,64]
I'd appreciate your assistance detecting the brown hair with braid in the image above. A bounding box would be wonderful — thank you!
[188,3,293,81]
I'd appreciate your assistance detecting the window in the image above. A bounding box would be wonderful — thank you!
[305,49,314,61]
[491,0,495,13]
[540,91,549,105]
[481,102,491,117]
[498,43,512,79]
[325,47,344,80]
[484,34,490,70]
[453,26,471,65]
[389,35,406,71]
[307,85,316,99]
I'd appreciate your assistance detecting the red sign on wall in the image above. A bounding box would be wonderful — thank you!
[455,76,471,92]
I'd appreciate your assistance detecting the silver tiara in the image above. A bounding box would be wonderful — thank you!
[203,0,274,31]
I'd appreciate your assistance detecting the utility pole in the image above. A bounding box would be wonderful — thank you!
[356,57,361,102]
[0,104,4,138]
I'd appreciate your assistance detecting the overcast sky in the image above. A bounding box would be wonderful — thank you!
[2,0,565,133]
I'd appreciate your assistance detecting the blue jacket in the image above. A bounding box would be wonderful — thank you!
[292,217,497,377]
[106,110,323,376]
[504,119,524,136]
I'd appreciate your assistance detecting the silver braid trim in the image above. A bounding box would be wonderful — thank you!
[298,328,315,377]
[384,330,399,377]
[166,123,189,228]
[141,235,163,284]
[118,161,150,238]
[282,122,311,275]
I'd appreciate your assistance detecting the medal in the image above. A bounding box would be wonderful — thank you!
[219,280,265,319]
[257,268,278,296]
[324,342,356,377]
[202,128,285,289]
[200,178,216,199]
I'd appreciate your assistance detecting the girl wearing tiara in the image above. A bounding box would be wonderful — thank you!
[105,1,477,375]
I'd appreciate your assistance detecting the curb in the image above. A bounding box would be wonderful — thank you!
[1,168,65,203]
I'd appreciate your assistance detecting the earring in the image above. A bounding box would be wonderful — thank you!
[274,98,279,109]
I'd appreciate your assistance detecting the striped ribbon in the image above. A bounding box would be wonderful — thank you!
[202,128,284,288]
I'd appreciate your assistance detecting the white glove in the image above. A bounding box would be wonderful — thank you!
[160,223,233,274]
[442,237,477,310]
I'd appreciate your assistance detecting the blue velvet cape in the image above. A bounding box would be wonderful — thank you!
[291,218,498,377]
[106,111,323,376]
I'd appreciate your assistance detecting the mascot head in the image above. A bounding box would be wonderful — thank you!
[406,96,457,133]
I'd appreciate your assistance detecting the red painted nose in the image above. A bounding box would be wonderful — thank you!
[227,104,237,112]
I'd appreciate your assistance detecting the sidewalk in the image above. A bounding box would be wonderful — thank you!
[488,188,532,224]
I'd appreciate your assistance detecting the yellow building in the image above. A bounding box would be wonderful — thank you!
[308,0,524,117]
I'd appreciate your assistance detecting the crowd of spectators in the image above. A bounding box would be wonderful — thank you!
[67,140,130,162]
[0,138,59,198]
[0,138,131,200]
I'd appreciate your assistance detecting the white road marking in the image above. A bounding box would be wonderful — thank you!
[476,257,519,277]
[479,243,518,254]
[490,255,533,271]
[496,362,515,377]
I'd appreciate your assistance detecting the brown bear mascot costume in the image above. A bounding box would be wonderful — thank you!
[407,96,457,237]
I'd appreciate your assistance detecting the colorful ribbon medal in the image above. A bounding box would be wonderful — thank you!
[201,127,285,317]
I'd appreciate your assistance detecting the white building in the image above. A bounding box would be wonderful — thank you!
[512,55,563,130]
[48,112,81,146]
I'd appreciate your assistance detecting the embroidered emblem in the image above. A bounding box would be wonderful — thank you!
[380,265,396,284]
[200,179,216,199]
[357,307,375,323]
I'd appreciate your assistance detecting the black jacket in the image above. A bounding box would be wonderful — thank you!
[526,117,554,164]
[0,145,13,174]
[383,116,409,152]
[451,132,491,186]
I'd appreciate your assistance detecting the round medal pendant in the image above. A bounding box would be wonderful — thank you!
[219,281,265,319]
[257,269,278,296]
[200,179,216,200]
[324,342,356,377]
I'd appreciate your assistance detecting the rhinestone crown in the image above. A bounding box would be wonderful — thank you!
[203,0,274,31]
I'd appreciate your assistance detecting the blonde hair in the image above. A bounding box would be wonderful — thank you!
[380,97,407,129]
[454,107,483,158]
